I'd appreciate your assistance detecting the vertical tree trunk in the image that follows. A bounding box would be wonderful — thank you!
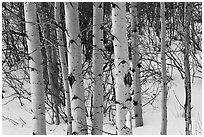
[160,2,168,135]
[24,2,46,135]
[50,6,60,125]
[55,2,72,134]
[184,2,192,135]
[112,2,132,135]
[41,46,49,105]
[91,2,104,135]
[45,32,58,125]
[51,45,60,125]
[64,2,88,135]
[45,45,55,122]
[38,2,60,125]
[130,2,143,127]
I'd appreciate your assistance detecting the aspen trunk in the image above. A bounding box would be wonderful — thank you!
[64,2,88,135]
[50,7,60,125]
[112,2,132,135]
[51,45,60,125]
[46,43,58,125]
[130,2,143,127]
[37,2,60,124]
[184,2,192,135]
[41,47,49,103]
[24,2,46,135]
[91,2,104,135]
[55,2,72,134]
[160,2,168,135]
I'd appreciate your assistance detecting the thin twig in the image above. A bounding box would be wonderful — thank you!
[173,90,184,109]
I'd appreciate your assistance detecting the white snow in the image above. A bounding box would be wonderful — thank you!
[1,67,202,135]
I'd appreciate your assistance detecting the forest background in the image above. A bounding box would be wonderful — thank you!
[1,0,203,135]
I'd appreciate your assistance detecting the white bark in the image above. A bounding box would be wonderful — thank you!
[92,2,104,135]
[64,2,88,135]
[24,2,46,135]
[130,2,143,127]
[160,2,168,135]
[112,2,132,135]
[55,2,72,134]
[184,2,192,135]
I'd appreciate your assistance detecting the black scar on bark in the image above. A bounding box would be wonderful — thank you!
[126,96,132,102]
[121,106,128,109]
[28,56,35,62]
[111,3,121,10]
[73,106,84,111]
[72,131,78,135]
[135,114,138,117]
[121,125,128,130]
[132,29,137,33]
[99,25,104,30]
[72,95,81,101]
[133,100,138,106]
[132,68,135,73]
[123,72,132,87]
[80,128,87,132]
[98,2,102,8]
[31,68,36,72]
[130,90,134,95]
[118,59,128,66]
[68,73,76,88]
[137,63,142,68]
[33,117,37,120]
[115,100,121,105]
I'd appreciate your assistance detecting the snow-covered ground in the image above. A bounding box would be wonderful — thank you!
[2,67,202,135]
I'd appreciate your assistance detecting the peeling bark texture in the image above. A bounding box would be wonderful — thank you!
[130,2,143,127]
[160,2,168,135]
[24,2,46,135]
[91,2,104,135]
[64,2,88,135]
[55,2,72,134]
[184,2,192,135]
[112,2,132,135]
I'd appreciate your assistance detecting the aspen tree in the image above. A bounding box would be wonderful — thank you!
[92,2,104,135]
[51,46,60,125]
[50,12,60,124]
[112,2,132,135]
[160,2,168,135]
[184,2,192,135]
[64,2,88,135]
[46,46,56,122]
[38,2,60,125]
[130,2,143,127]
[55,2,72,134]
[24,2,46,135]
